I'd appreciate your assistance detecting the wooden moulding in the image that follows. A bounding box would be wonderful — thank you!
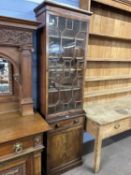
[0,16,38,30]
[35,0,92,16]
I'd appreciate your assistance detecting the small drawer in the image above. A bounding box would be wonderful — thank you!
[51,117,84,130]
[102,118,130,139]
[0,134,42,158]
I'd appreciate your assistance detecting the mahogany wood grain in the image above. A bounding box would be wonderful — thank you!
[46,116,84,175]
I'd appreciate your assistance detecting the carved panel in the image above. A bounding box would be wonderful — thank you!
[0,28,32,46]
[0,163,26,175]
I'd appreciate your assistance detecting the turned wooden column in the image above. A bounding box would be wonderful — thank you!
[19,46,34,115]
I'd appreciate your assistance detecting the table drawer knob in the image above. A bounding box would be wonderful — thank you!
[13,143,23,153]
[114,124,120,129]
[55,123,60,128]
[74,119,79,124]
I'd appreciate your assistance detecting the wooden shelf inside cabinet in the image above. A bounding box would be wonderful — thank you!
[49,56,84,60]
[84,86,131,98]
[85,75,131,82]
[49,68,82,72]
[89,32,131,42]
[49,87,81,93]
[87,58,131,62]
[49,35,84,41]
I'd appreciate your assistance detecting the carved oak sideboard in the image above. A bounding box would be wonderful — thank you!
[0,16,51,175]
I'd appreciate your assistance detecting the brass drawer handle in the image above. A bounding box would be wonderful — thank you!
[13,143,23,153]
[114,124,120,129]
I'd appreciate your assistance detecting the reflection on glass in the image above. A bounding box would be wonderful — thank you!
[49,40,60,57]
[62,39,75,57]
[49,15,58,27]
[48,14,87,114]
[0,58,12,95]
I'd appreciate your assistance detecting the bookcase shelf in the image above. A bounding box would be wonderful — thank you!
[87,58,131,62]
[85,86,131,98]
[89,32,131,42]
[85,75,131,82]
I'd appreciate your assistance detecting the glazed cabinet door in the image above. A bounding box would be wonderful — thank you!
[48,13,88,115]
[47,126,83,174]
[0,155,33,175]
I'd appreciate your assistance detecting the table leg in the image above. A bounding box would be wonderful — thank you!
[94,130,102,173]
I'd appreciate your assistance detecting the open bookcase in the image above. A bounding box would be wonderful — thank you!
[80,0,131,173]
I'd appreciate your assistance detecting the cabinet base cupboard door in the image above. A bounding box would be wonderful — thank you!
[0,155,33,175]
[44,117,84,175]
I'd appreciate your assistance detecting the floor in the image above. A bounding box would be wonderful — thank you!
[62,131,131,175]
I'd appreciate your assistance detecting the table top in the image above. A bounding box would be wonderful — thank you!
[84,96,131,125]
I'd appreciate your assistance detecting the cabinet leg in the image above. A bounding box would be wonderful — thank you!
[94,131,102,173]
[34,152,41,175]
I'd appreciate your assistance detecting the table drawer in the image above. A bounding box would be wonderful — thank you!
[0,135,42,158]
[102,118,130,139]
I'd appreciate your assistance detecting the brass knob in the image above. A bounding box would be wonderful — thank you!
[13,143,23,153]
[114,124,120,129]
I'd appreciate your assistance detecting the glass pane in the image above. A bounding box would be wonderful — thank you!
[58,17,66,31]
[67,19,73,30]
[81,21,87,32]
[0,58,12,95]
[62,38,75,57]
[73,20,80,34]
[49,15,58,27]
[49,38,60,57]
[48,14,87,114]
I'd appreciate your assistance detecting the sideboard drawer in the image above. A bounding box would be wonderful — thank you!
[102,118,130,139]
[0,135,43,158]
